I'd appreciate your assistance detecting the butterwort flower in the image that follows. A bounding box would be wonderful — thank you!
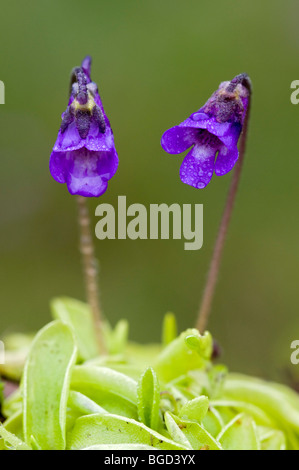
[161,74,251,189]
[50,56,118,197]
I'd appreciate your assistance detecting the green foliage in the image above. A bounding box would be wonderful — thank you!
[137,368,161,431]
[152,329,212,382]
[165,412,222,450]
[51,298,99,361]
[217,413,259,450]
[0,424,31,450]
[0,380,3,408]
[1,298,299,450]
[23,320,77,450]
[162,312,177,346]
[71,365,138,419]
[67,414,188,450]
[179,396,209,422]
[0,333,34,381]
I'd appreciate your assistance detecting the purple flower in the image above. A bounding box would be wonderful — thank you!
[50,56,118,197]
[161,74,251,189]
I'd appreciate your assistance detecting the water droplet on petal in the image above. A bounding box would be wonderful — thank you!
[192,112,208,121]
[197,182,206,189]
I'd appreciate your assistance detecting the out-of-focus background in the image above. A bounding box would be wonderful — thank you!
[1,0,298,382]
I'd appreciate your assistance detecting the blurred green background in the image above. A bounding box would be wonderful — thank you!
[1,0,299,382]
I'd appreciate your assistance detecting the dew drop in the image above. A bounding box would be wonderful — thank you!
[192,112,208,121]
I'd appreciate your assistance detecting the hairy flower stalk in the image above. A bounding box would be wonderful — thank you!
[77,195,105,353]
[196,74,252,332]
[50,56,118,352]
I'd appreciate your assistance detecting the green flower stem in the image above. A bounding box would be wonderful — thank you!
[76,195,105,353]
[196,77,252,333]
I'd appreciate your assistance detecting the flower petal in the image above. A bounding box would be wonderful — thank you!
[179,144,216,189]
[67,150,114,197]
[81,56,92,81]
[50,57,119,198]
[165,104,243,151]
[178,108,228,129]
[85,121,115,152]
[161,75,250,188]
[161,126,200,154]
[49,151,67,184]
[219,122,242,150]
[53,117,116,154]
[215,145,239,176]
[50,147,118,197]
[54,121,84,152]
[67,172,108,197]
